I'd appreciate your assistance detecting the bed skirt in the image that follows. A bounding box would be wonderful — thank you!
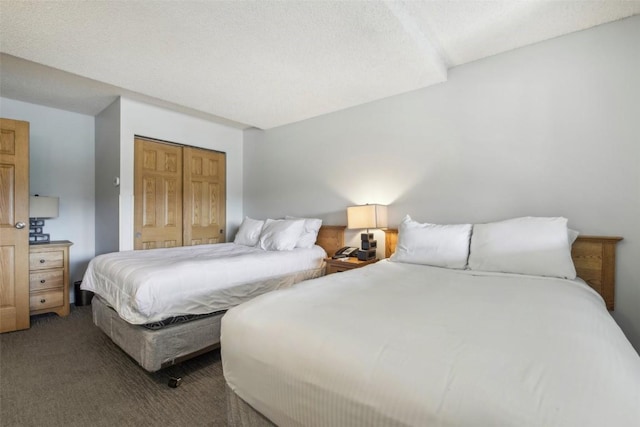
[92,296,224,372]
[226,383,276,427]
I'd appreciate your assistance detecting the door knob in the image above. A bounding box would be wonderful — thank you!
[15,222,26,229]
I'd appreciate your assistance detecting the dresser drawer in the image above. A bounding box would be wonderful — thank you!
[30,250,64,270]
[30,290,64,311]
[30,270,64,292]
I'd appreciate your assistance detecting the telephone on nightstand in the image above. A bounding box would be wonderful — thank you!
[333,246,359,258]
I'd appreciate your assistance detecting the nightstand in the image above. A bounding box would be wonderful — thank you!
[325,257,378,275]
[29,240,72,317]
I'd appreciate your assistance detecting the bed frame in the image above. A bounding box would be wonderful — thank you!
[92,225,346,383]
[383,230,623,310]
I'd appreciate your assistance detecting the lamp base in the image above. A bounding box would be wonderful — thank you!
[359,230,377,259]
[29,234,50,244]
[357,249,377,261]
[362,239,377,250]
[360,232,374,241]
[29,218,50,244]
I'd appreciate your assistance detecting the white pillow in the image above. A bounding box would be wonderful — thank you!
[468,216,577,279]
[389,215,472,269]
[258,219,306,251]
[568,228,579,245]
[285,216,322,248]
[234,217,265,247]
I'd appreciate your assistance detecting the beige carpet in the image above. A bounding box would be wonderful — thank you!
[0,306,227,426]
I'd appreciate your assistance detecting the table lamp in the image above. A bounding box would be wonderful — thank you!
[347,204,388,260]
[29,195,59,244]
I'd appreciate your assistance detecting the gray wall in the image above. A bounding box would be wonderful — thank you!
[0,97,96,303]
[243,16,640,350]
[95,98,121,255]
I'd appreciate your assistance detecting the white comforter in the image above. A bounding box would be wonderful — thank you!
[81,243,326,324]
[222,260,640,427]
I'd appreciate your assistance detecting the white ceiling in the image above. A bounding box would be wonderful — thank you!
[1,1,638,130]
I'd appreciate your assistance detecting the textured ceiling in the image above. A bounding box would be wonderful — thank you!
[1,1,639,129]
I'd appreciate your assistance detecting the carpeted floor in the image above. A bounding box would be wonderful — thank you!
[0,306,227,426]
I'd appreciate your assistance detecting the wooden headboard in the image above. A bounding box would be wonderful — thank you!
[316,225,346,258]
[383,229,623,311]
[570,236,623,310]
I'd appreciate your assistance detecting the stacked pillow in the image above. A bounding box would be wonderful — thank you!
[258,218,306,251]
[234,216,322,251]
[390,215,578,279]
[390,215,472,269]
[234,217,265,247]
[467,216,576,279]
[285,216,323,249]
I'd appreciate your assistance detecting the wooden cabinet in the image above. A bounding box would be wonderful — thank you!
[29,241,72,317]
[325,257,378,275]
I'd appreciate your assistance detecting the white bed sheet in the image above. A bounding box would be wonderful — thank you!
[81,243,326,324]
[222,260,640,427]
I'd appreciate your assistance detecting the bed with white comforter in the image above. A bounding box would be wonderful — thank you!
[222,259,640,426]
[82,242,326,325]
[81,216,345,374]
[222,216,639,426]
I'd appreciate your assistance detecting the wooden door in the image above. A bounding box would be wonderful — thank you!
[183,147,226,245]
[0,118,30,333]
[134,138,183,250]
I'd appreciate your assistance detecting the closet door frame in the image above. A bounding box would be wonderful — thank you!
[133,137,227,250]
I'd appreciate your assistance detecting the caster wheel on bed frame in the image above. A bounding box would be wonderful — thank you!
[168,377,182,388]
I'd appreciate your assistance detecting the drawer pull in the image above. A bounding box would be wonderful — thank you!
[39,259,46,264]
[40,279,46,284]
[40,298,46,304]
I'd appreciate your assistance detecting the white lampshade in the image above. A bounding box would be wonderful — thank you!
[30,196,59,219]
[347,204,388,230]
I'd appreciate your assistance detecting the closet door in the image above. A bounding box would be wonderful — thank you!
[183,147,226,245]
[0,118,30,332]
[134,138,183,250]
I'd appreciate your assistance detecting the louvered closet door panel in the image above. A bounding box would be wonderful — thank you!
[183,147,226,245]
[134,138,183,250]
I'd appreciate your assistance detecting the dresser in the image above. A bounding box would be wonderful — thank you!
[29,241,72,317]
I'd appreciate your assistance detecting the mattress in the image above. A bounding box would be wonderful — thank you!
[222,260,640,427]
[82,243,326,324]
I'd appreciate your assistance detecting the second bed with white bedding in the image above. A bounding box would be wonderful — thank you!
[222,260,640,426]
